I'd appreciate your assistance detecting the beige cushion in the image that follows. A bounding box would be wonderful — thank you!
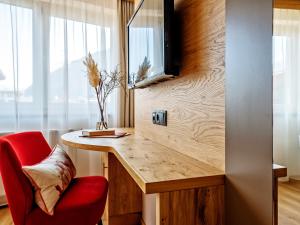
[22,145,76,215]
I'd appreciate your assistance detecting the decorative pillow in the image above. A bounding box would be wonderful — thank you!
[22,145,76,215]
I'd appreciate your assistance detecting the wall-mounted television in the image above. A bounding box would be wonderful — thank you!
[127,0,179,89]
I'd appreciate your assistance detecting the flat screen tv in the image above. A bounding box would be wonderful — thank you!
[127,0,179,89]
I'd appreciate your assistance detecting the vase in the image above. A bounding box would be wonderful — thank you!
[96,107,108,130]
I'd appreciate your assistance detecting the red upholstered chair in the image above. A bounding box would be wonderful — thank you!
[0,131,108,225]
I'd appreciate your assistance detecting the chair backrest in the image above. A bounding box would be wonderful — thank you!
[0,132,52,225]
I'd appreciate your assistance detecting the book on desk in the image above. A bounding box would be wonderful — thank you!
[81,129,129,138]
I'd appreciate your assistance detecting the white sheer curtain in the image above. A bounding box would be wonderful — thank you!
[0,0,120,196]
[273,9,300,178]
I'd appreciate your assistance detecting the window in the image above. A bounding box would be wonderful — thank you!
[0,3,33,131]
[0,1,116,132]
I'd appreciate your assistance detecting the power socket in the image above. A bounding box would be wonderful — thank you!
[152,110,167,126]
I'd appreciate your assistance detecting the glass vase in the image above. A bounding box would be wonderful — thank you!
[96,106,108,130]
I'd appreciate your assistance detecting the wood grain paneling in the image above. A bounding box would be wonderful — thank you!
[107,153,142,225]
[273,164,288,225]
[274,0,300,10]
[156,185,224,225]
[273,164,287,178]
[108,214,142,225]
[134,0,225,171]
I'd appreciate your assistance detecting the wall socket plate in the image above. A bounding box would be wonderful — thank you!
[152,110,167,126]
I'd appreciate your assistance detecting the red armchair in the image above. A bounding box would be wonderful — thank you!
[0,131,108,225]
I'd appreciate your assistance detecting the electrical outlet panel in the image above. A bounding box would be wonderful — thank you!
[152,110,167,126]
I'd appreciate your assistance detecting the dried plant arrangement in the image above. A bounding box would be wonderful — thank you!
[135,56,151,83]
[83,53,125,130]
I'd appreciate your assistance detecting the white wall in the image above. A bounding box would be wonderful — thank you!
[142,194,156,225]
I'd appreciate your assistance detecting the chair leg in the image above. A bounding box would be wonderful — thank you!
[97,220,103,225]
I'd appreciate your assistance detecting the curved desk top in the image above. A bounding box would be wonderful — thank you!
[61,128,225,194]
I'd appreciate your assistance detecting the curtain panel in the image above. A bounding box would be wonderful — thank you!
[1,0,116,25]
[273,9,300,178]
[0,0,120,133]
[117,0,134,128]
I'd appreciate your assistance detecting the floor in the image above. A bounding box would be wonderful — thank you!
[0,207,12,225]
[278,181,300,225]
[0,182,299,225]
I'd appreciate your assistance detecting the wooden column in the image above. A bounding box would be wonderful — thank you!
[156,185,224,225]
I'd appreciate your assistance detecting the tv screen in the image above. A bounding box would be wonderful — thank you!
[127,0,178,89]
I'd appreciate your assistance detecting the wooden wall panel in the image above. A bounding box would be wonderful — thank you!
[135,0,225,171]
[156,185,224,225]
[274,0,300,10]
[107,153,142,225]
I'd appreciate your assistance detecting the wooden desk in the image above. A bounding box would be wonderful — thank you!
[273,164,287,179]
[273,164,287,225]
[62,129,225,225]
